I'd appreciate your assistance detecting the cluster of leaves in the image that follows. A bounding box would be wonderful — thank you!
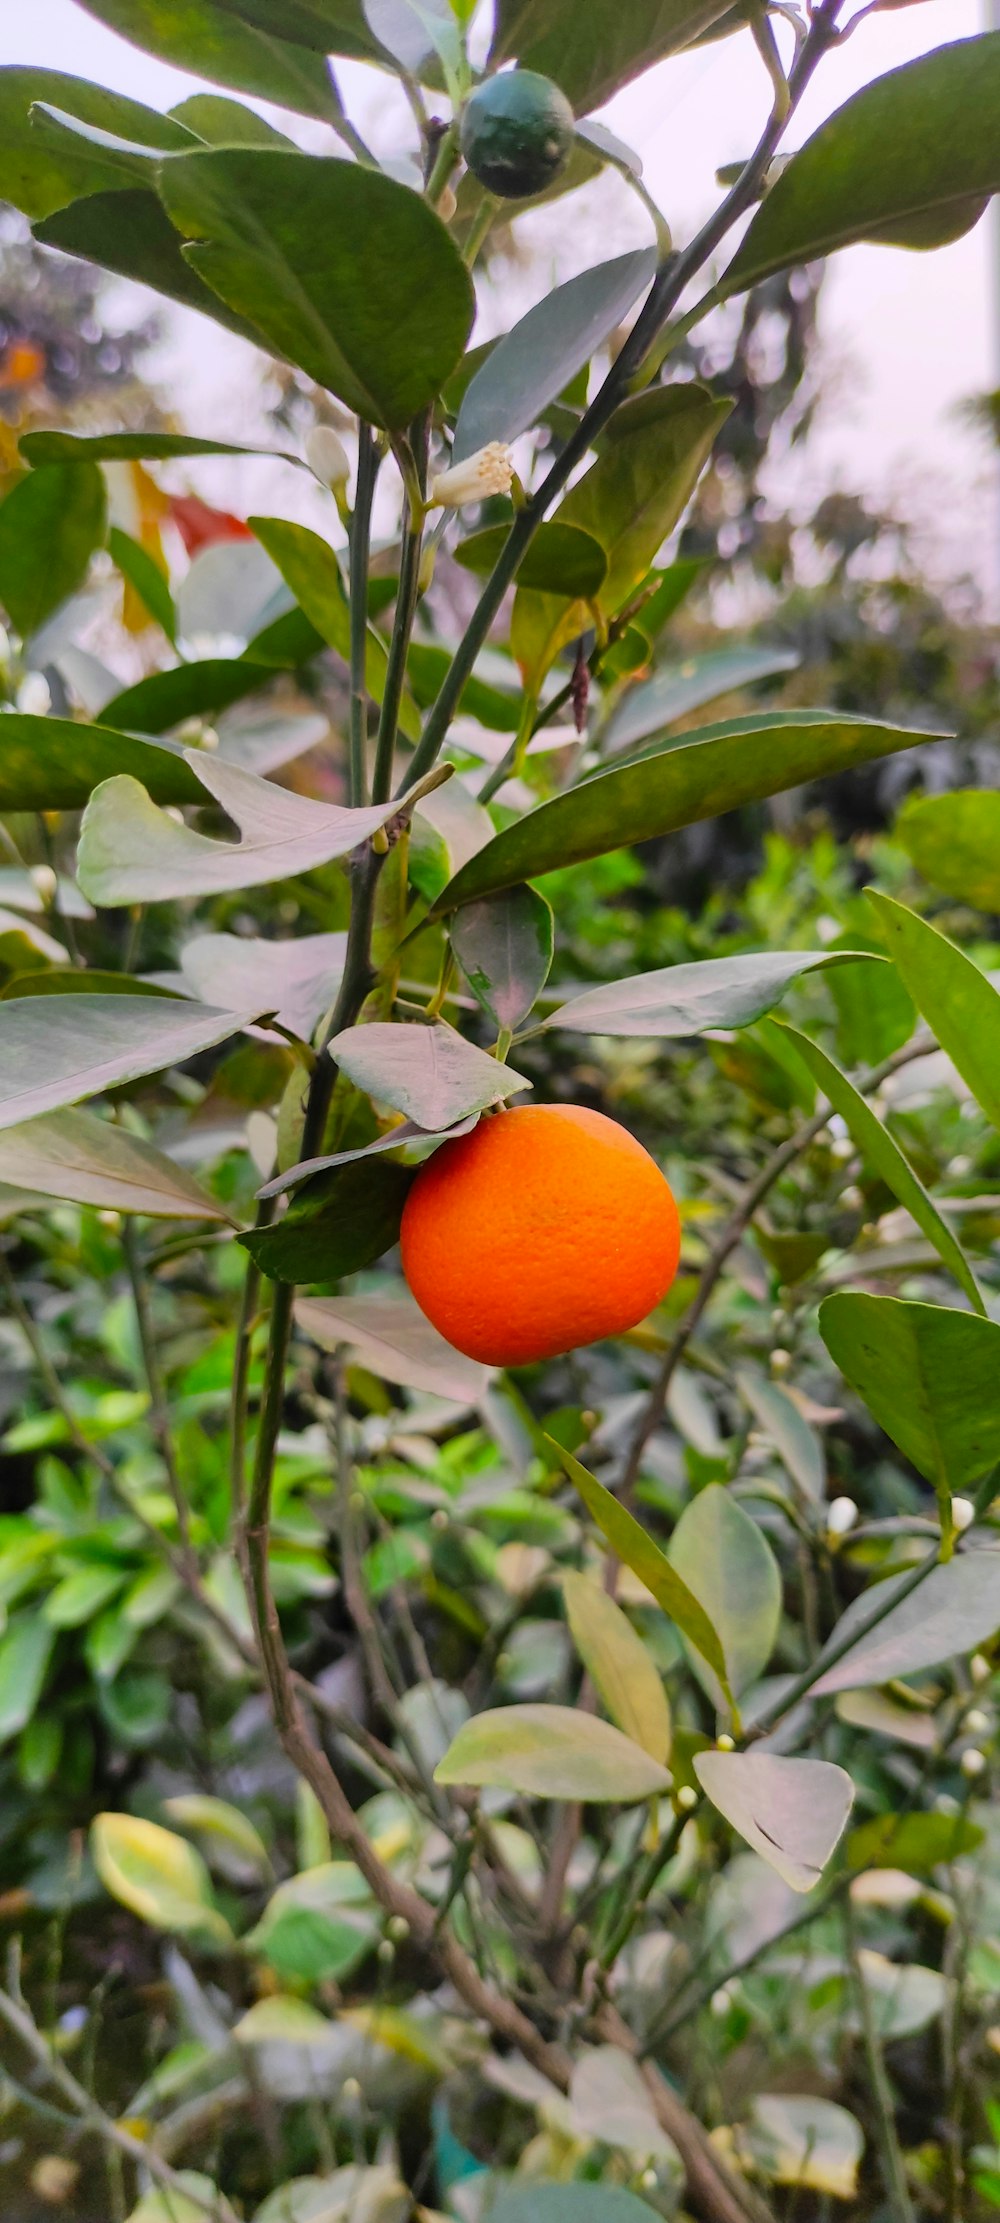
[0,3,997,2221]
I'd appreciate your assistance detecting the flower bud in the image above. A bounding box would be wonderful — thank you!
[769,1347,792,1377]
[429,440,514,509]
[30,864,57,905]
[306,424,351,493]
[952,1495,975,1533]
[677,1784,698,1811]
[437,184,458,221]
[971,1654,991,1686]
[965,1709,990,1737]
[960,1747,987,1779]
[710,1985,733,2017]
[826,1495,858,1537]
[716,1732,735,1752]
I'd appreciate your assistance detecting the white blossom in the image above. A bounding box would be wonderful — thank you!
[429,440,514,509]
[306,424,351,492]
[826,1495,858,1537]
[952,1495,975,1532]
[960,1747,987,1778]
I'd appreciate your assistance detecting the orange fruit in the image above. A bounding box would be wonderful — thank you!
[400,1104,681,1366]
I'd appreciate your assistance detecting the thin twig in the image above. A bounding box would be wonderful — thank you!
[122,1220,194,1571]
[845,1897,916,2223]
[349,427,379,807]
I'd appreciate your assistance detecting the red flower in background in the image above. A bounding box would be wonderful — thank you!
[167,491,254,556]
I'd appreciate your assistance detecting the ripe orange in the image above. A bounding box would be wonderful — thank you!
[400,1104,681,1366]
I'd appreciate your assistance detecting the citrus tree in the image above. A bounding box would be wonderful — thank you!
[0,4,999,2221]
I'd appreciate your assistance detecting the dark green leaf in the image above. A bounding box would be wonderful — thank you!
[208,0,381,58]
[1,971,182,1002]
[249,517,419,738]
[726,35,1000,294]
[22,428,304,467]
[451,887,554,1034]
[0,65,190,219]
[819,1292,1000,1500]
[0,463,106,636]
[455,522,607,599]
[325,1020,530,1130]
[453,249,655,461]
[100,661,281,735]
[547,1438,731,1697]
[781,1026,984,1315]
[0,995,250,1131]
[867,889,1000,1134]
[0,1616,56,1744]
[158,150,474,425]
[604,645,799,753]
[556,386,730,614]
[239,1160,412,1284]
[0,718,204,811]
[434,1703,671,1802]
[168,91,299,144]
[898,788,1000,911]
[812,1553,1000,1693]
[73,0,346,120]
[544,949,880,1039]
[695,1750,853,1893]
[490,0,735,110]
[430,715,935,914]
[36,189,268,347]
[668,1483,781,1706]
[847,1811,983,1876]
[109,526,177,643]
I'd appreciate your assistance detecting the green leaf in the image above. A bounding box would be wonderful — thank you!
[604,644,800,754]
[325,1019,530,1130]
[782,1025,984,1315]
[898,788,1000,910]
[734,1370,825,1505]
[0,1108,229,1220]
[435,1702,671,1802]
[296,1287,491,1399]
[847,1810,983,1876]
[178,0,379,60]
[122,1564,182,1628]
[0,64,191,219]
[0,1615,56,1744]
[451,886,554,1034]
[455,522,607,600]
[694,1751,854,1893]
[100,660,285,736]
[556,386,730,615]
[36,189,269,347]
[868,889,1000,1134]
[77,754,413,905]
[0,995,249,1132]
[725,34,1000,294]
[158,150,474,425]
[544,949,879,1040]
[819,1293,1000,1528]
[453,248,655,462]
[811,1550,1000,1694]
[44,1563,127,1627]
[0,462,106,636]
[489,0,735,110]
[249,517,418,739]
[108,525,177,643]
[668,1484,781,1706]
[126,2172,223,2223]
[73,0,348,119]
[248,1866,375,1984]
[431,716,933,914]
[91,1811,232,1943]
[162,1794,272,1879]
[562,1570,670,1762]
[546,1438,732,1698]
[24,434,302,472]
[0,717,205,811]
[240,1160,412,1284]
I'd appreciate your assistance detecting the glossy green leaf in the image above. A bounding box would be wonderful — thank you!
[325,1019,530,1130]
[250,1896,373,1986]
[562,1570,671,1762]
[100,661,282,735]
[695,1751,854,1893]
[557,386,730,614]
[431,715,933,914]
[547,1439,731,1696]
[184,0,378,59]
[36,189,269,347]
[435,1702,671,1802]
[0,995,249,1132]
[735,1371,825,1504]
[249,517,418,738]
[91,1811,232,1942]
[73,0,347,119]
[44,1563,127,1628]
[453,248,655,462]
[898,788,1000,910]
[489,0,734,110]
[77,754,411,905]
[669,1484,781,1706]
[0,717,206,811]
[726,35,1000,294]
[0,1615,56,1744]
[158,150,474,425]
[108,525,177,642]
[868,890,1000,1133]
[544,949,879,1040]
[781,1024,984,1314]
[847,1810,983,1876]
[451,886,554,1034]
[0,462,106,636]
[19,428,303,469]
[813,1551,1000,1693]
[239,1160,412,1284]
[0,65,190,219]
[295,1288,492,1400]
[0,1108,229,1220]
[455,522,607,600]
[604,645,799,754]
[819,1292,1000,1504]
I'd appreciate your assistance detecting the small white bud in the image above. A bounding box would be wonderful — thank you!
[341,2077,362,2104]
[639,2169,657,2190]
[830,1137,854,1163]
[826,1495,858,1537]
[431,1508,449,1532]
[710,1985,733,2017]
[770,1347,792,1377]
[306,424,351,492]
[677,1785,698,1811]
[971,1654,991,1686]
[429,440,514,509]
[935,1792,960,1815]
[377,1937,395,1963]
[952,1495,975,1533]
[960,1747,987,1779]
[30,864,57,905]
[716,1733,735,1752]
[840,1185,864,1211]
[97,1209,122,1232]
[965,1710,990,1737]
[437,184,457,221]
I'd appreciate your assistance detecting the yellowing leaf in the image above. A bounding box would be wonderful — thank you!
[562,1571,670,1763]
[91,1813,232,1943]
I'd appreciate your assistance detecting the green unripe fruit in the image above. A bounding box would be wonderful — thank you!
[460,70,575,201]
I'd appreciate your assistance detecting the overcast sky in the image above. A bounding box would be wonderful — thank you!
[2,0,996,589]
